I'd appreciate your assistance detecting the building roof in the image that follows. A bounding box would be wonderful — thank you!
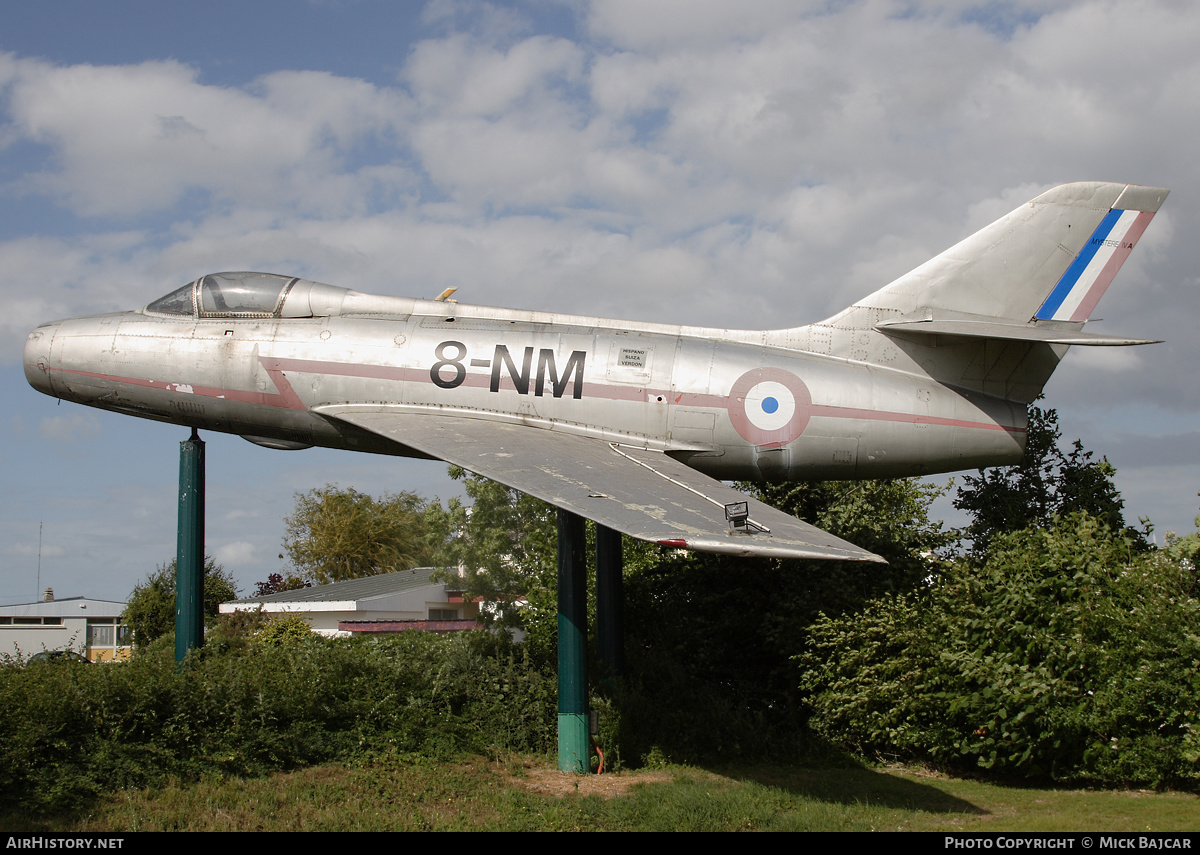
[0,596,127,619]
[226,567,456,607]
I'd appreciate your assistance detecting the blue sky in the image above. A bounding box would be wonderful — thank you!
[3,0,1199,605]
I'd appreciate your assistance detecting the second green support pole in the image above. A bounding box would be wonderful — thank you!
[557,508,588,772]
[595,524,624,678]
[175,428,205,664]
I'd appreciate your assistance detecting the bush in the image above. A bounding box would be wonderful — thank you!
[799,513,1200,786]
[606,548,915,768]
[254,612,316,647]
[0,630,556,816]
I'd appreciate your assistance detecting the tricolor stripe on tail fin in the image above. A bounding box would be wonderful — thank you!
[1034,208,1157,322]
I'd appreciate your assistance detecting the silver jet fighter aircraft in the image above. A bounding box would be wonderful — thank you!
[24,181,1168,563]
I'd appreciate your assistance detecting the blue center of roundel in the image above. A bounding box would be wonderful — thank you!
[761,396,779,414]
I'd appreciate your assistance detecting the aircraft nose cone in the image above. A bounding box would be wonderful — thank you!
[24,322,58,397]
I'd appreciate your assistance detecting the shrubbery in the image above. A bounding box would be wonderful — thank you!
[0,628,554,816]
[604,478,954,768]
[784,410,1200,788]
[798,513,1200,786]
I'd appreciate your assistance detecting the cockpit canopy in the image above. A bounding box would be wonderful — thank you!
[146,272,298,318]
[143,271,417,320]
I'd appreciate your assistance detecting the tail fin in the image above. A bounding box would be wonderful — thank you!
[780,182,1169,402]
[836,181,1167,328]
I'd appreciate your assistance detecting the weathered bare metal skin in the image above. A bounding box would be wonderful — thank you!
[24,182,1168,561]
[27,297,1027,476]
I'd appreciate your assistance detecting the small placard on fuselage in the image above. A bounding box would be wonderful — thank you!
[617,347,648,369]
[607,341,654,383]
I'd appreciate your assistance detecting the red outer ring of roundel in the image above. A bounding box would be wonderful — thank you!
[726,367,812,449]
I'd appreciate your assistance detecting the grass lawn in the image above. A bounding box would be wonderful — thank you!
[7,756,1197,832]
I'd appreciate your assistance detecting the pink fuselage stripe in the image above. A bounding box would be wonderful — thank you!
[54,367,296,408]
[810,403,1023,433]
[54,358,1025,437]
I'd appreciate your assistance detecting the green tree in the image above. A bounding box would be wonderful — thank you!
[253,572,311,597]
[1161,495,1200,568]
[123,557,238,648]
[800,511,1200,785]
[282,485,451,583]
[611,477,953,763]
[746,477,956,582]
[439,467,558,642]
[954,404,1140,558]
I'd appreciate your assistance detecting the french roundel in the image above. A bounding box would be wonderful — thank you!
[727,367,812,448]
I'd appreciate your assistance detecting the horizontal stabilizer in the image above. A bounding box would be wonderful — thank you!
[316,405,886,563]
[876,317,1160,346]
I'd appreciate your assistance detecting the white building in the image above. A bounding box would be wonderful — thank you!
[0,589,131,662]
[219,567,480,638]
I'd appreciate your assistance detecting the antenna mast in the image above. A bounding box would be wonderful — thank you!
[36,521,43,600]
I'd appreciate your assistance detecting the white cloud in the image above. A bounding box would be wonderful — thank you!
[4,2,1195,342]
[586,0,817,51]
[406,33,584,117]
[214,541,258,568]
[0,232,160,351]
[1064,346,1148,374]
[39,412,100,443]
[421,0,534,44]
[5,57,413,217]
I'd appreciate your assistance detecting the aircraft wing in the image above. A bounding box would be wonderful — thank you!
[315,406,885,563]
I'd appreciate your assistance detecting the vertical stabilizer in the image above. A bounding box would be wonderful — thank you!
[776,182,1168,403]
[835,182,1168,328]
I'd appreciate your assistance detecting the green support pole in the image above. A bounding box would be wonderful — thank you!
[175,428,205,663]
[557,508,589,773]
[595,524,625,677]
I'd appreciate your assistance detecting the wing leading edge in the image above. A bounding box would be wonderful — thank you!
[316,406,885,563]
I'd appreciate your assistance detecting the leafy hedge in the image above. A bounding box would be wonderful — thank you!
[799,513,1200,786]
[0,629,555,815]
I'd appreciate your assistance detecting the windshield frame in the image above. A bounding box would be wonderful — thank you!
[144,272,300,319]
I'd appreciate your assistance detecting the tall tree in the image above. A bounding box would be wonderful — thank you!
[253,572,311,597]
[953,404,1139,558]
[282,485,450,583]
[609,476,955,763]
[123,558,238,648]
[747,477,956,582]
[439,466,558,638]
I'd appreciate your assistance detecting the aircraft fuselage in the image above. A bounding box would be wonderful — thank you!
[24,284,1026,482]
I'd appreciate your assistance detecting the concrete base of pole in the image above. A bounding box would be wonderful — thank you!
[557,713,589,773]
